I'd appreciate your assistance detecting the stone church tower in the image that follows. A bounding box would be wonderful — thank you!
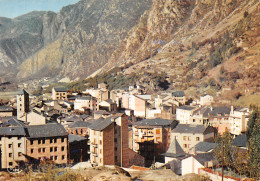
[17,89,29,120]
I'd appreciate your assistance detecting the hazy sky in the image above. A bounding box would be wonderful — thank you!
[0,0,79,18]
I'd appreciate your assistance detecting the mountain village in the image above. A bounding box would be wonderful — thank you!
[0,82,255,180]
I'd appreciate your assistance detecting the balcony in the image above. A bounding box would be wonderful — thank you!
[91,152,98,157]
[91,143,98,148]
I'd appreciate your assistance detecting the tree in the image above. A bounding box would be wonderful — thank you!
[214,130,234,180]
[246,107,259,140]
[247,109,260,179]
[233,147,249,177]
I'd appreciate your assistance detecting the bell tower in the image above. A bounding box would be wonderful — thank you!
[17,89,29,120]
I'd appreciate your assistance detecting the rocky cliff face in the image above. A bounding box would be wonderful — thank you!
[7,0,152,80]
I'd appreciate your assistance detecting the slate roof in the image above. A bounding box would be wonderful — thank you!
[164,138,186,157]
[54,87,67,92]
[0,106,13,112]
[135,118,176,127]
[195,142,217,153]
[193,152,216,166]
[76,96,91,101]
[192,106,211,117]
[172,91,185,97]
[177,105,196,111]
[0,126,26,136]
[234,134,247,147]
[68,121,92,128]
[88,117,112,131]
[63,115,83,122]
[17,89,28,95]
[68,134,87,143]
[1,118,25,127]
[172,124,214,135]
[209,106,230,117]
[26,123,67,138]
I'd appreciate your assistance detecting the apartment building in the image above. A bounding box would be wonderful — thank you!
[52,87,68,100]
[0,106,13,117]
[229,107,250,135]
[132,118,177,165]
[176,106,197,124]
[26,123,68,164]
[88,114,129,167]
[172,91,186,105]
[0,126,27,169]
[171,124,215,153]
[67,121,91,137]
[74,96,97,112]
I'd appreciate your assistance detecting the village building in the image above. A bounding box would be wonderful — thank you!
[52,87,68,100]
[176,106,197,124]
[208,106,231,135]
[0,123,27,169]
[88,114,129,167]
[200,95,214,105]
[172,91,186,105]
[0,106,13,117]
[68,134,89,163]
[26,123,68,164]
[132,118,177,166]
[98,99,117,112]
[229,106,250,135]
[17,89,30,120]
[171,124,215,153]
[67,121,91,137]
[189,106,211,125]
[74,96,97,112]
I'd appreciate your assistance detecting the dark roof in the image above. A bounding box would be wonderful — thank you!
[135,118,176,127]
[172,91,185,97]
[94,110,110,115]
[68,134,87,143]
[192,106,211,117]
[234,134,247,147]
[177,105,196,111]
[63,115,83,122]
[26,123,67,138]
[172,124,214,134]
[164,138,186,157]
[195,142,217,153]
[1,118,25,127]
[17,89,29,95]
[0,106,13,112]
[193,152,216,165]
[0,126,26,136]
[209,106,230,117]
[88,117,112,131]
[104,99,115,104]
[54,87,67,92]
[68,121,92,128]
[76,96,91,101]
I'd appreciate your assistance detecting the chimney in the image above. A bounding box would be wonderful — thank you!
[231,106,234,114]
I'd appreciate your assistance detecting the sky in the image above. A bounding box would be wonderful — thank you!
[0,0,79,18]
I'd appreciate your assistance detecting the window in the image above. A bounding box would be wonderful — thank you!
[54,156,58,160]
[17,137,21,140]
[193,119,195,122]
[100,149,102,154]
[183,136,187,141]
[31,149,34,153]
[156,129,160,134]
[99,140,102,145]
[184,144,187,148]
[115,156,118,162]
[18,143,21,148]
[30,140,33,145]
[61,146,65,151]
[42,148,45,152]
[50,147,53,152]
[61,138,65,143]
[50,156,53,160]
[9,162,13,166]
[38,148,41,153]
[54,138,57,143]
[188,136,191,141]
[196,137,200,141]
[62,155,65,160]
[50,139,53,144]
[54,147,57,152]
[18,152,22,157]
[8,144,12,148]
[42,139,45,144]
[115,147,117,151]
[9,153,12,157]
[8,136,11,139]
[114,138,117,142]
[38,140,41,144]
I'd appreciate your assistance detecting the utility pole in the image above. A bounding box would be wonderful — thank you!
[221,141,224,181]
